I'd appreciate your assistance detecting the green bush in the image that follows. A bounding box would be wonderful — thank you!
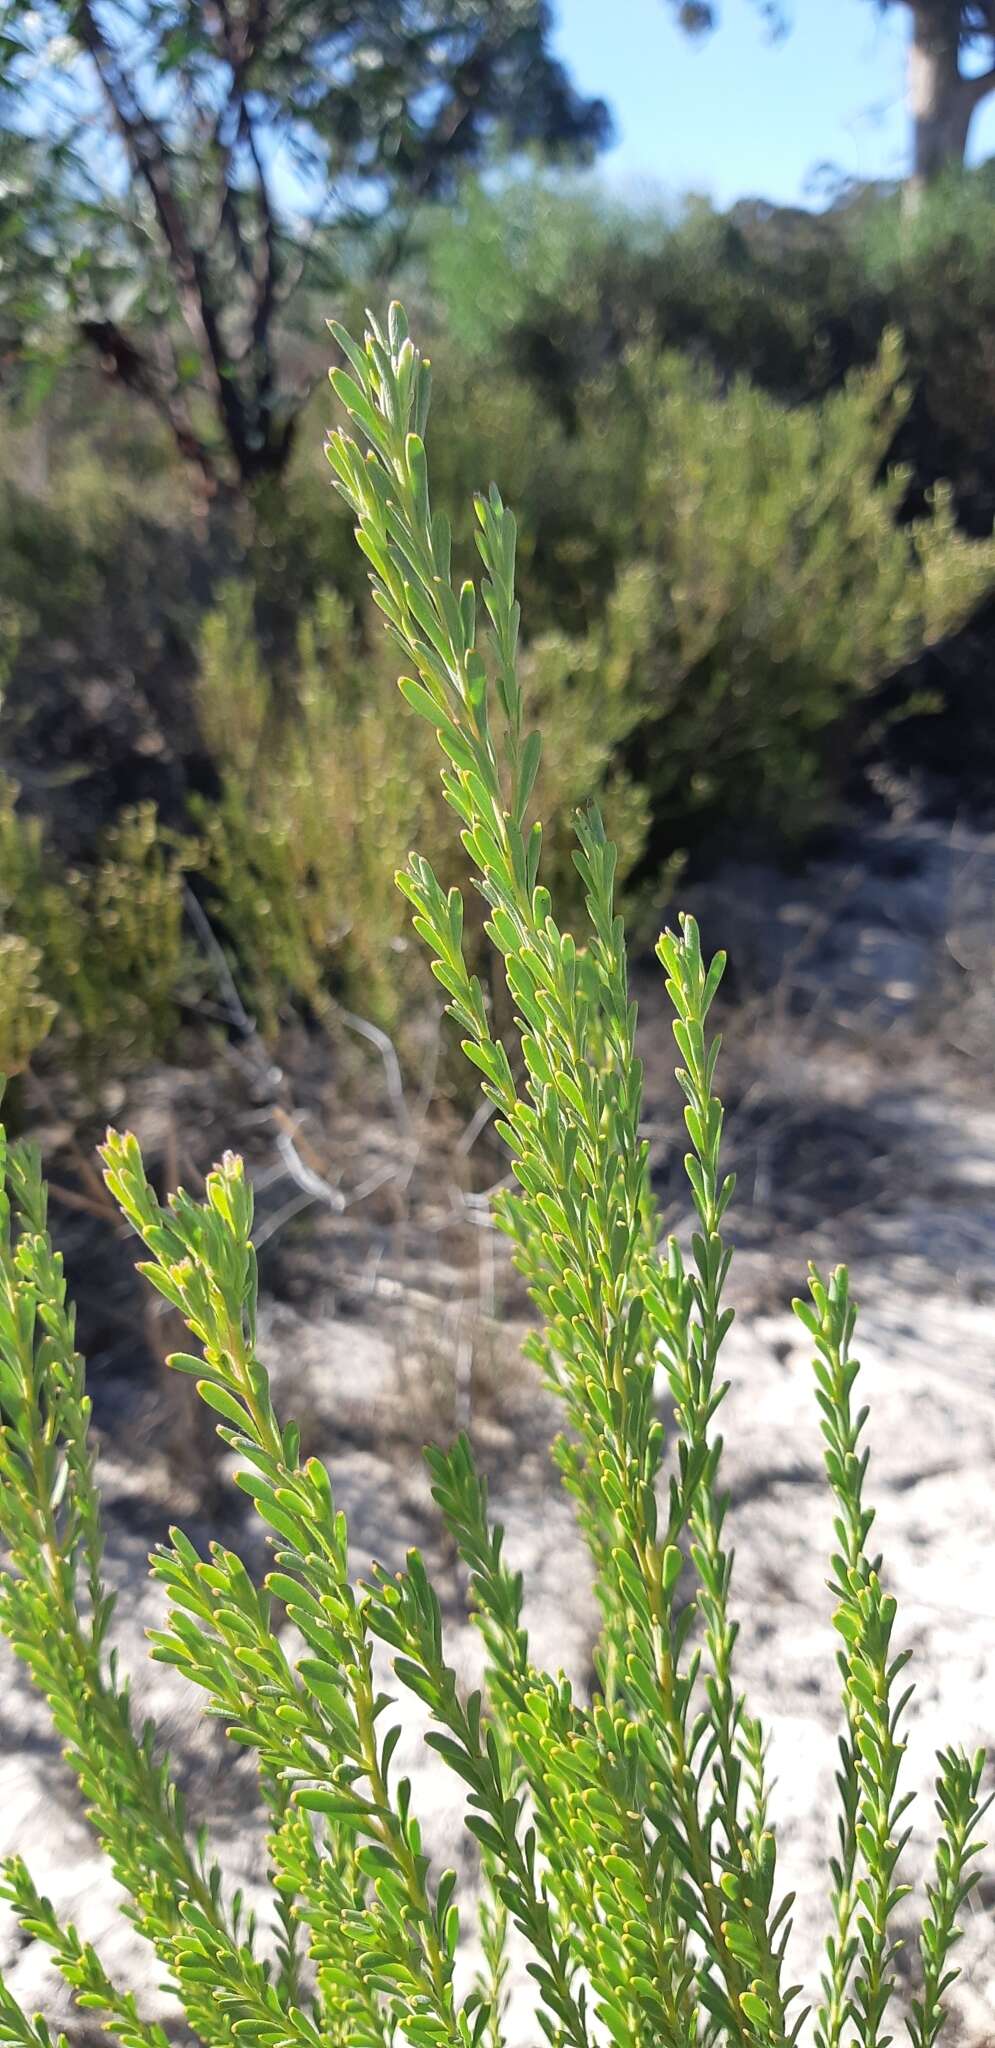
[407,337,639,641]
[417,192,995,847]
[192,579,648,1042]
[0,776,191,1075]
[853,163,995,524]
[192,581,443,1037]
[413,181,882,645]
[538,332,995,853]
[424,178,876,407]
[0,783,57,1077]
[0,306,987,2048]
[0,933,56,1077]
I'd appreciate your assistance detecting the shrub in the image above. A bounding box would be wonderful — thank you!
[546,332,995,854]
[192,579,648,1043]
[412,181,880,646]
[413,201,995,852]
[0,777,191,1075]
[0,934,56,1076]
[405,336,640,641]
[192,581,444,1038]
[48,803,193,1070]
[0,305,988,2048]
[854,164,995,524]
[424,178,876,409]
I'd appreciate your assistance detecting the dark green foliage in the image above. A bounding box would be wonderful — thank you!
[856,163,995,528]
[424,181,878,416]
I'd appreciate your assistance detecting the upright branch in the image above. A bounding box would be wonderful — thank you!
[101,1132,468,2048]
[0,1138,269,2048]
[324,302,799,2047]
[795,1265,990,2048]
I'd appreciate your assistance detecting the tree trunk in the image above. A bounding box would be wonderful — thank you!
[907,5,995,198]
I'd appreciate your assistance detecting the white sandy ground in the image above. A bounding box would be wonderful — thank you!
[1,805,994,2044]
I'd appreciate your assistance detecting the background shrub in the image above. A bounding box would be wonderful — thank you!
[0,777,191,1076]
[192,583,442,1038]
[6,170,995,1084]
[515,331,995,860]
[192,580,649,1044]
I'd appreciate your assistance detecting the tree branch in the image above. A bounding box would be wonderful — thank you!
[77,316,217,487]
[241,109,278,359]
[69,0,255,479]
[964,61,995,106]
[206,0,283,468]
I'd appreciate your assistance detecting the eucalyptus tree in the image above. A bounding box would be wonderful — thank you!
[0,0,608,491]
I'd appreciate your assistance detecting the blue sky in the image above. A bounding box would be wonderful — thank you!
[551,0,995,207]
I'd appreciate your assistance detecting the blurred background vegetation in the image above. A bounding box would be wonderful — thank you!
[4,0,995,1092]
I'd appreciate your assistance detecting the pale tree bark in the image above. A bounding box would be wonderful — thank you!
[907,3,995,196]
